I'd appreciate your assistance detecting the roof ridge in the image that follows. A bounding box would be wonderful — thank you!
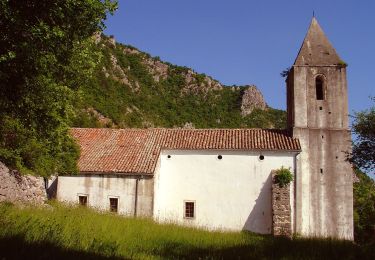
[71,127,289,131]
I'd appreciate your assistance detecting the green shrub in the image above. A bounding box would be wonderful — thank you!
[274,166,293,187]
[337,60,348,68]
[0,117,79,177]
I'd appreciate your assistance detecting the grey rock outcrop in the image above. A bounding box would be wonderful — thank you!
[106,54,141,92]
[108,35,116,47]
[93,31,102,44]
[240,85,267,116]
[0,162,46,205]
[181,70,223,96]
[85,107,115,127]
[143,59,169,82]
[123,47,141,55]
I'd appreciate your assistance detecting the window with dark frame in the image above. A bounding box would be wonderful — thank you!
[184,201,195,219]
[78,195,87,206]
[109,198,118,213]
[316,76,324,100]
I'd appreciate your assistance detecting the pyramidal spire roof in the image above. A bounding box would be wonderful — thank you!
[294,17,342,66]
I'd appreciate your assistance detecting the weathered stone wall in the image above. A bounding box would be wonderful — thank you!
[0,162,47,205]
[286,19,354,239]
[288,65,353,240]
[272,171,292,237]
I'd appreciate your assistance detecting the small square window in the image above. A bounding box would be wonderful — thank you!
[78,195,88,206]
[109,198,118,213]
[184,201,195,219]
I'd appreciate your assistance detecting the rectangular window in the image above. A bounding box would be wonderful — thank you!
[109,198,118,213]
[184,201,195,219]
[78,195,88,206]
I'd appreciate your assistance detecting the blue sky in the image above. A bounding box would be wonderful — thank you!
[104,0,375,114]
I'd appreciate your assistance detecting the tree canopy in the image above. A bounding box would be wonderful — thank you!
[350,97,375,174]
[0,0,117,176]
[353,169,375,244]
[350,98,375,244]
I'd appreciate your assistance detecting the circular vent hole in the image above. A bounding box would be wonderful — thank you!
[259,155,265,161]
[217,155,223,160]
[167,155,171,159]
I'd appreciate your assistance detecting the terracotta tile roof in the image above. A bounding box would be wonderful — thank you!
[70,128,301,174]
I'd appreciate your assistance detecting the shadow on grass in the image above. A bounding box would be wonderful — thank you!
[0,235,125,260]
[149,235,373,260]
[0,234,373,259]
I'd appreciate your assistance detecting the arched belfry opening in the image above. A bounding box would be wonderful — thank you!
[315,76,325,100]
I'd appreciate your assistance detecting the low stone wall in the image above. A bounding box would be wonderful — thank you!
[0,162,47,205]
[272,171,292,237]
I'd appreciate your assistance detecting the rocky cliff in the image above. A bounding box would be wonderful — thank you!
[240,86,267,116]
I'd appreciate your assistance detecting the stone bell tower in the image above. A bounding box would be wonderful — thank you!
[286,17,353,239]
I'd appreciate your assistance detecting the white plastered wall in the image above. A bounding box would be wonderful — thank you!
[56,175,153,216]
[154,149,296,233]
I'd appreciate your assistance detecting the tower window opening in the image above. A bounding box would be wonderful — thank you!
[316,76,325,100]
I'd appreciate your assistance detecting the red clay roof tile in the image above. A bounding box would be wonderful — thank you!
[70,128,300,174]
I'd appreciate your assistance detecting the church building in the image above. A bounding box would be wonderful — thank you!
[57,18,354,240]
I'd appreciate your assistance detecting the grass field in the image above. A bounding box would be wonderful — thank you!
[0,202,372,259]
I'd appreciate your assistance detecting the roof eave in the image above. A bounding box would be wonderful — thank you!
[71,171,153,176]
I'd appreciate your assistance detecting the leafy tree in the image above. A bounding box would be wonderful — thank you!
[0,0,117,176]
[280,67,291,78]
[353,169,375,244]
[350,98,375,174]
[350,98,375,244]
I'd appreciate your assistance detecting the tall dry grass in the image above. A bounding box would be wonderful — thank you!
[0,202,372,259]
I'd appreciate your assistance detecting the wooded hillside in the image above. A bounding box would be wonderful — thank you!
[71,34,286,129]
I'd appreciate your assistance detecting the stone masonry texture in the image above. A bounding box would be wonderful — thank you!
[272,170,292,237]
[0,161,46,205]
